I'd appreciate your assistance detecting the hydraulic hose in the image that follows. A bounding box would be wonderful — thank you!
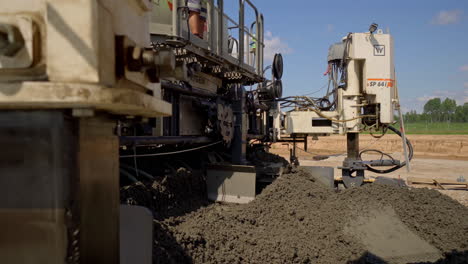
[360,124,413,174]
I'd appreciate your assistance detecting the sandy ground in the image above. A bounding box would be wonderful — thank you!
[272,134,468,160]
[300,156,468,206]
[271,134,468,206]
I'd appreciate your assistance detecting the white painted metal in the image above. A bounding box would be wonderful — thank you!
[0,0,171,117]
[285,111,338,134]
[206,165,256,204]
[350,32,395,124]
[284,30,396,135]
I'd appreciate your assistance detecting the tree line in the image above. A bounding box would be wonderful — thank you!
[404,98,468,123]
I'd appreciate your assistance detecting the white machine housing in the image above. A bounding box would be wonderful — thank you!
[351,30,395,124]
[284,29,396,136]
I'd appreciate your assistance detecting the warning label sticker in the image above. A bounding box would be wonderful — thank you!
[367,79,394,88]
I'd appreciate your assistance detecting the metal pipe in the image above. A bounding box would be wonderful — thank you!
[394,72,411,172]
[247,134,264,140]
[238,0,245,66]
[231,85,247,164]
[120,136,214,146]
[208,0,215,49]
[346,133,359,159]
[172,0,179,37]
[225,16,239,27]
[217,0,224,56]
[254,102,269,111]
[258,14,264,76]
[120,168,139,184]
[120,164,155,181]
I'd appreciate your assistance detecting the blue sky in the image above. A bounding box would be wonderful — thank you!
[230,0,468,112]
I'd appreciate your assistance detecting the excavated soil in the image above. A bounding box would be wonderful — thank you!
[122,168,468,264]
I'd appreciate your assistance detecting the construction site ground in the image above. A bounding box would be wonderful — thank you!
[123,134,468,263]
[270,134,468,206]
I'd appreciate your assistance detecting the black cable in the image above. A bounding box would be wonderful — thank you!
[369,125,388,139]
[359,125,413,174]
[340,33,352,85]
[359,149,396,163]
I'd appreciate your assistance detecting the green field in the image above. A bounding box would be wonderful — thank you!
[399,122,468,135]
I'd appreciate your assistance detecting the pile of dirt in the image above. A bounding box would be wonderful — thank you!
[248,147,290,167]
[123,168,468,263]
[120,167,209,261]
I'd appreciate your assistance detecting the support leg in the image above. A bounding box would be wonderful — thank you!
[231,85,247,165]
[0,111,119,264]
[289,135,299,166]
[342,133,364,187]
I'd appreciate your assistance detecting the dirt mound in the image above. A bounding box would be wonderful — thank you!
[170,169,364,263]
[120,167,209,262]
[123,168,468,263]
[340,182,468,255]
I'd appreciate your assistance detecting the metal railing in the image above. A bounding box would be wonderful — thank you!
[170,0,264,77]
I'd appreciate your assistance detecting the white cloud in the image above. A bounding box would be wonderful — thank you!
[431,9,463,25]
[460,65,468,72]
[403,95,439,113]
[326,24,334,32]
[433,90,457,97]
[404,86,468,112]
[264,31,292,62]
[416,95,438,102]
[434,89,468,104]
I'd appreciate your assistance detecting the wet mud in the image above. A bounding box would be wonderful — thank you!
[122,168,468,264]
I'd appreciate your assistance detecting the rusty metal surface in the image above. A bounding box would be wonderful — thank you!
[78,117,119,264]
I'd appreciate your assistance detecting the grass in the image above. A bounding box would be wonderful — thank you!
[399,122,468,135]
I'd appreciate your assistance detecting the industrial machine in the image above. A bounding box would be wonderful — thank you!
[0,0,410,263]
[0,1,173,263]
[278,24,412,188]
[0,0,283,263]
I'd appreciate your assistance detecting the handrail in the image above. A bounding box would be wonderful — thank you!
[217,0,224,55]
[239,0,264,75]
[239,0,245,66]
[208,0,215,51]
[168,0,264,77]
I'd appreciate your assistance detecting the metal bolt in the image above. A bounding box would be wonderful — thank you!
[0,31,8,50]
[141,49,156,66]
[0,24,24,57]
[127,46,143,71]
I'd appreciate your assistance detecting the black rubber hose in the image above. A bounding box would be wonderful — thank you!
[120,168,139,184]
[362,124,413,174]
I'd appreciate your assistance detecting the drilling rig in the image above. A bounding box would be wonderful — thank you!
[277,24,412,188]
[0,1,410,263]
